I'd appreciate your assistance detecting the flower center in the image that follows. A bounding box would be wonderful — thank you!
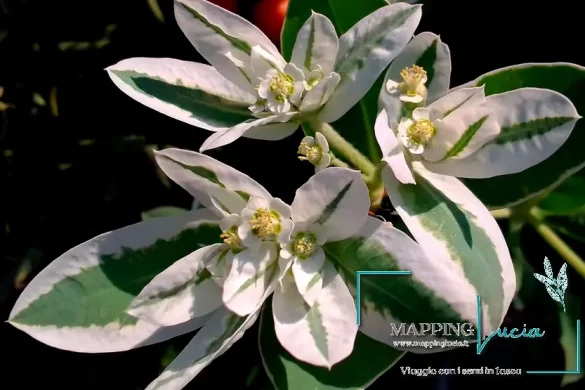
[269,73,294,101]
[399,65,427,95]
[291,232,318,259]
[250,208,281,239]
[298,142,323,164]
[220,226,242,250]
[408,119,436,145]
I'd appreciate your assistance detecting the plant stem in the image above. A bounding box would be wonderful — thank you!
[527,208,585,280]
[507,219,526,293]
[305,120,375,177]
[490,208,511,219]
[365,161,384,186]
[330,156,350,168]
[365,161,385,204]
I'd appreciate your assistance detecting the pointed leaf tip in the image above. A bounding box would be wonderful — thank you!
[8,210,222,352]
[319,2,423,123]
[456,63,585,208]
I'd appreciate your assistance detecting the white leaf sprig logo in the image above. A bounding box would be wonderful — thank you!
[533,256,568,312]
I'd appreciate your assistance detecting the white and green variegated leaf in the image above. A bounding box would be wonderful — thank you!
[325,216,473,353]
[379,32,451,125]
[426,88,580,178]
[192,199,205,210]
[381,163,516,339]
[291,167,371,241]
[423,104,500,163]
[8,209,222,352]
[282,0,392,161]
[374,109,416,184]
[126,244,226,327]
[260,295,404,390]
[318,2,422,123]
[222,242,279,316]
[174,0,284,93]
[427,87,486,118]
[291,11,339,75]
[154,148,271,217]
[107,58,254,131]
[147,307,258,390]
[146,282,277,390]
[452,63,585,209]
[272,261,358,368]
[141,206,189,221]
[199,114,298,152]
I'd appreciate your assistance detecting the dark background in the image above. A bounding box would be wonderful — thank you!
[1,0,584,388]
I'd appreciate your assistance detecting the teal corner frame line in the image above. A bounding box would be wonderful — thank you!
[475,294,581,375]
[355,270,411,326]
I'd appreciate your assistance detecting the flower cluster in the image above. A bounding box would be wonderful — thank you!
[133,149,371,369]
[297,132,332,171]
[247,50,340,117]
[375,32,579,184]
[106,0,422,153]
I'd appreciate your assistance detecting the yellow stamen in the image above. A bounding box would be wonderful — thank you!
[292,232,317,259]
[220,226,242,250]
[219,225,242,249]
[399,65,427,97]
[408,119,436,145]
[269,73,294,98]
[298,141,322,164]
[250,208,281,239]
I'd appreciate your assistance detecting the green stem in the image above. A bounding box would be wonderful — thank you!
[527,208,585,280]
[305,120,375,178]
[330,156,350,168]
[365,161,383,186]
[490,208,511,219]
[365,161,385,205]
[507,219,526,293]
